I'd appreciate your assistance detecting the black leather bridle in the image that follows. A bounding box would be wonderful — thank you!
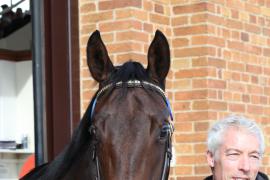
[89,80,174,180]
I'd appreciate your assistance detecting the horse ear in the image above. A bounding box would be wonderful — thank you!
[87,30,114,82]
[147,30,170,88]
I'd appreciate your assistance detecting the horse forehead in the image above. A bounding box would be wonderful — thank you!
[100,88,166,113]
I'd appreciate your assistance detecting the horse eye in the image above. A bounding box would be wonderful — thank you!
[159,124,170,139]
[160,130,168,139]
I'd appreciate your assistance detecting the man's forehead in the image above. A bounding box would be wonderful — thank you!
[221,127,260,152]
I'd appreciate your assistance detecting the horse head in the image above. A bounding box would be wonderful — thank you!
[87,30,173,180]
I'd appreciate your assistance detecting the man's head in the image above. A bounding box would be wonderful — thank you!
[206,115,265,180]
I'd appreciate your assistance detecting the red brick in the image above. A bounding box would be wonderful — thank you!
[247,105,263,114]
[173,2,208,14]
[116,31,148,42]
[172,38,189,47]
[174,47,215,57]
[154,4,164,14]
[175,90,207,101]
[177,155,206,164]
[116,53,147,64]
[208,14,225,25]
[191,13,207,24]
[242,94,250,103]
[175,132,207,143]
[175,111,209,121]
[175,68,208,78]
[106,42,133,53]
[245,3,260,14]
[80,3,96,13]
[192,57,207,67]
[228,82,246,92]
[192,101,208,110]
[173,102,191,111]
[208,58,226,68]
[241,32,249,41]
[231,9,239,19]
[226,19,243,29]
[263,48,270,56]
[174,122,193,132]
[191,36,207,45]
[81,11,113,23]
[246,64,262,74]
[174,25,208,36]
[194,143,207,153]
[208,101,227,110]
[229,103,246,113]
[195,121,210,131]
[99,20,142,32]
[192,79,207,89]
[208,36,226,47]
[174,166,193,175]
[228,61,245,71]
[249,14,257,24]
[208,79,226,89]
[227,0,244,10]
[143,23,153,33]
[99,0,142,10]
[150,13,170,25]
[172,16,188,26]
[174,144,193,154]
[247,85,263,94]
[244,23,261,34]
[195,166,211,174]
[263,28,270,36]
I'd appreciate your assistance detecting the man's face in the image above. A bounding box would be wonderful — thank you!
[207,127,261,180]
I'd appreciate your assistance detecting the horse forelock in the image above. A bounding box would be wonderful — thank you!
[109,61,150,85]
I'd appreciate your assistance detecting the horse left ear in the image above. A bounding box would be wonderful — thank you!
[147,30,170,88]
[87,30,114,83]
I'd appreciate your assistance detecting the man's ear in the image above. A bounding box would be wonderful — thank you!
[206,150,215,168]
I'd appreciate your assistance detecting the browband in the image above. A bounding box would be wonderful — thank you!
[90,80,173,121]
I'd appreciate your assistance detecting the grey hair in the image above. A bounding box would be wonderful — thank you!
[207,115,265,157]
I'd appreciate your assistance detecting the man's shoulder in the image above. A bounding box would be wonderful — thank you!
[204,175,213,180]
[257,172,269,180]
[204,172,268,180]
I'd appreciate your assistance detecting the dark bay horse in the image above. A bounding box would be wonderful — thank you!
[21,30,174,180]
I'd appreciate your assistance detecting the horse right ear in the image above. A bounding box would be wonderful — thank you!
[147,30,170,89]
[87,30,114,82]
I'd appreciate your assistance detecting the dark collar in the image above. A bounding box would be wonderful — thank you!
[204,172,269,180]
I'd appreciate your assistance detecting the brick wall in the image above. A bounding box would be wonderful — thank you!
[79,0,270,179]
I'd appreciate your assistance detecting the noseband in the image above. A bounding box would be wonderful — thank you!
[89,80,174,180]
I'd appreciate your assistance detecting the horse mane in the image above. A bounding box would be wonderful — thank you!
[22,97,96,179]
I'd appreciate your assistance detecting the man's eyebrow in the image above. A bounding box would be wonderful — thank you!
[225,149,260,155]
[225,148,241,153]
[249,151,260,155]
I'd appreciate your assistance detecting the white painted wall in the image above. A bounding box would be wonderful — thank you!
[15,61,34,151]
[0,61,17,140]
[0,60,34,151]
